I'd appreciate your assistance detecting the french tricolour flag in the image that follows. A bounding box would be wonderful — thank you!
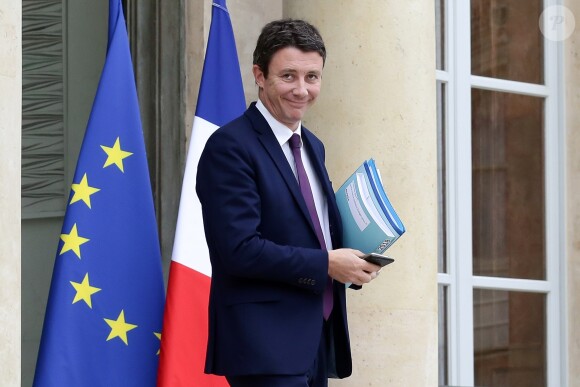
[157,1,245,385]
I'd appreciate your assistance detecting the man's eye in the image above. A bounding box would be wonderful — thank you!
[307,74,320,81]
[282,73,293,80]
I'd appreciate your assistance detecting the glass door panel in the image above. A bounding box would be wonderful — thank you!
[471,0,544,84]
[438,285,449,386]
[437,81,448,273]
[436,0,446,70]
[474,289,546,386]
[471,89,545,280]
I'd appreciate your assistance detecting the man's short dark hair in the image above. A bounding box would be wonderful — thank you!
[253,19,326,78]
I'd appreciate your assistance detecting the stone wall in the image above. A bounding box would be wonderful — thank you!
[0,0,22,385]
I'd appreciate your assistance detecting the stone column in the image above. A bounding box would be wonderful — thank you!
[0,0,21,385]
[565,0,580,384]
[284,1,438,385]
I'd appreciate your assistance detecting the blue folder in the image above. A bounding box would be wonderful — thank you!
[335,159,405,254]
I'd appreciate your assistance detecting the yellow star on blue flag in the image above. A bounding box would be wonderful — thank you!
[33,1,165,386]
[104,310,138,345]
[70,273,101,308]
[101,137,133,172]
[59,224,90,259]
[70,173,100,208]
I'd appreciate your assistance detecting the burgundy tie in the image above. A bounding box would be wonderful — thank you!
[289,133,333,320]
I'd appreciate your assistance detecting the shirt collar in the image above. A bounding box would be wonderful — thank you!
[256,99,302,147]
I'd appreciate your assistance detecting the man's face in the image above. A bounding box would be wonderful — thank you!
[253,47,323,131]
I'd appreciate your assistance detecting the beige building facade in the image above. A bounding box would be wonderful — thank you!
[566,0,580,385]
[1,0,578,386]
[0,1,21,386]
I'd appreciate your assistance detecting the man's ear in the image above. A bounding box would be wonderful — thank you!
[252,64,265,88]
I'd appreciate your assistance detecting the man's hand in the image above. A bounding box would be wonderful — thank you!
[328,248,382,286]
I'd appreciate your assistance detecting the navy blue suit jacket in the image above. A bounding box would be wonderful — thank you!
[196,102,352,378]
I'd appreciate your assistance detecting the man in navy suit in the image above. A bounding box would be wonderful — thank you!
[197,19,381,387]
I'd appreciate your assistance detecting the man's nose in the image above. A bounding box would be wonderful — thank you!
[293,79,308,97]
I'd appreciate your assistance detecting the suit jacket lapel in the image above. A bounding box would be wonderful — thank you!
[245,104,315,233]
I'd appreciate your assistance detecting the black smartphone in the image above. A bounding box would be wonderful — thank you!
[362,253,395,267]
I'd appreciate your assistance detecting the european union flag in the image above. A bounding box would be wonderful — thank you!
[33,1,165,385]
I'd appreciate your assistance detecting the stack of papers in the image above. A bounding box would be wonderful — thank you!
[335,159,405,254]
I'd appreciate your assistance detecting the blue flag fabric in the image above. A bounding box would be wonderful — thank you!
[33,1,165,386]
[195,0,246,126]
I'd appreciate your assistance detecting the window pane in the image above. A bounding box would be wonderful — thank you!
[437,81,447,273]
[474,289,546,386]
[471,0,544,84]
[471,89,545,280]
[436,0,445,70]
[438,285,449,386]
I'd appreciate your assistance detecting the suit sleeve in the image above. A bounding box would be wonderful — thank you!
[196,128,328,294]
